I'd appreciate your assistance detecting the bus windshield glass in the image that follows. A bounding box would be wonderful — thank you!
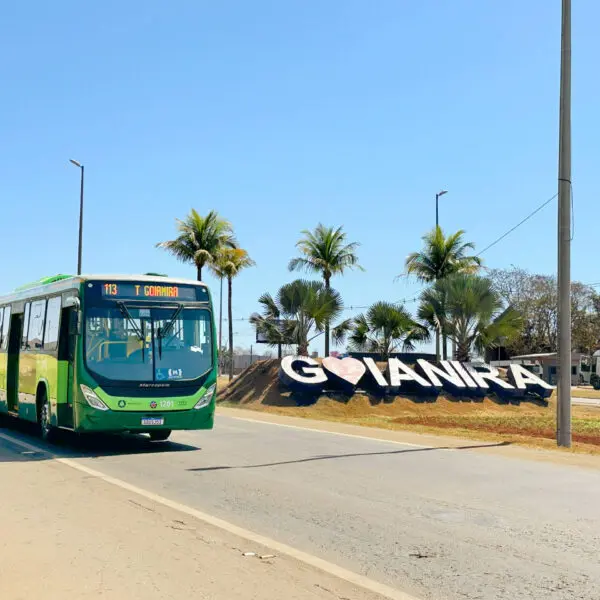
[84,305,213,383]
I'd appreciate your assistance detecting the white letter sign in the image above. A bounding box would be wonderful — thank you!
[279,356,327,391]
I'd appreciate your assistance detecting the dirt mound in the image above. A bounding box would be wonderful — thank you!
[218,359,297,407]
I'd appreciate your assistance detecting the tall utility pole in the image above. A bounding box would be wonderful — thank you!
[557,0,572,447]
[435,189,447,229]
[70,159,85,276]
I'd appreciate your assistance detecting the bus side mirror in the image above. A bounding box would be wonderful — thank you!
[69,310,81,336]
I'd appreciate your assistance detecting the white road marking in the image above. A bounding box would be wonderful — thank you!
[0,431,421,600]
[219,414,434,449]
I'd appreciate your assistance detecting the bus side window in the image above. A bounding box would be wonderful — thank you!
[44,297,62,352]
[21,303,31,350]
[1,306,11,351]
[27,300,47,350]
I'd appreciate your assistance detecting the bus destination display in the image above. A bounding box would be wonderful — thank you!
[100,282,199,301]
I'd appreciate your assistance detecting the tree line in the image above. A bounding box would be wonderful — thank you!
[248,223,519,362]
[157,210,600,367]
[488,266,600,358]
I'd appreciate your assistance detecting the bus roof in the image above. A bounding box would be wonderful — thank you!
[0,274,207,305]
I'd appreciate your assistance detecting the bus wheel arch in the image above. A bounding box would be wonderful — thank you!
[36,382,57,442]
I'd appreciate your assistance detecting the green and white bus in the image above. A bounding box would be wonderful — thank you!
[0,274,217,442]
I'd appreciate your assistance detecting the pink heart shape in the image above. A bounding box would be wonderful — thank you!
[322,357,366,387]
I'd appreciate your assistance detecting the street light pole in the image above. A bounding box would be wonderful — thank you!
[435,190,447,229]
[70,159,85,276]
[434,189,448,360]
[557,0,572,447]
[219,277,223,373]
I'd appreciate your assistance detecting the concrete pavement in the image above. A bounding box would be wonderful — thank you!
[2,411,600,600]
[0,434,392,600]
[572,396,600,407]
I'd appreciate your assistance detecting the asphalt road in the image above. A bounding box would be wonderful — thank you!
[2,414,599,600]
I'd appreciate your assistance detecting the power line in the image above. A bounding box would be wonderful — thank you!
[388,191,561,307]
[400,293,421,304]
[476,193,557,257]
[232,191,561,324]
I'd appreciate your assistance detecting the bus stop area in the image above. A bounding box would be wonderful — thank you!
[0,434,384,600]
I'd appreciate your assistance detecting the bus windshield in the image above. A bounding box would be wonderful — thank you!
[84,305,213,383]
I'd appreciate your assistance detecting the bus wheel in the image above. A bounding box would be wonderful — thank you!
[39,394,57,443]
[149,430,171,442]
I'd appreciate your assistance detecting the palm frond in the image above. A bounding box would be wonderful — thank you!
[289,224,363,281]
[157,209,239,274]
[252,279,348,355]
[331,318,353,345]
[345,301,426,360]
[212,248,256,279]
[402,226,482,282]
[421,273,523,360]
[257,293,280,320]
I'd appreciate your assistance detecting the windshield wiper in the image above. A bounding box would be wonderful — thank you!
[116,302,147,362]
[157,304,184,359]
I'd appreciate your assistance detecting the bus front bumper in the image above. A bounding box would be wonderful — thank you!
[75,405,215,433]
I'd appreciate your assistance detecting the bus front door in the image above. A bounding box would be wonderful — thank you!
[6,314,22,413]
[57,307,75,428]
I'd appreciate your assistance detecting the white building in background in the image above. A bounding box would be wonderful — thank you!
[489,357,543,378]
[505,352,584,386]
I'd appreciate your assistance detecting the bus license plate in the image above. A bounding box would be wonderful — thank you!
[141,417,164,426]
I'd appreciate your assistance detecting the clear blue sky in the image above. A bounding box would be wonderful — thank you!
[1,1,598,354]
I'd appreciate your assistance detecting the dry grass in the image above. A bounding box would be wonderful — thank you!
[217,360,600,454]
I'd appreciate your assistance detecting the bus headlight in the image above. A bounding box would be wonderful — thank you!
[80,385,109,411]
[194,384,216,410]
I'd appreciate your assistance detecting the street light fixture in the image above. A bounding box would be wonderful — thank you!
[70,159,85,275]
[435,190,448,229]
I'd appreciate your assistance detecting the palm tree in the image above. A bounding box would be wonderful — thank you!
[423,273,522,362]
[156,209,237,281]
[250,280,351,356]
[212,248,255,380]
[404,226,482,360]
[288,224,363,357]
[249,289,286,359]
[404,226,482,282]
[417,286,448,362]
[344,302,430,361]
